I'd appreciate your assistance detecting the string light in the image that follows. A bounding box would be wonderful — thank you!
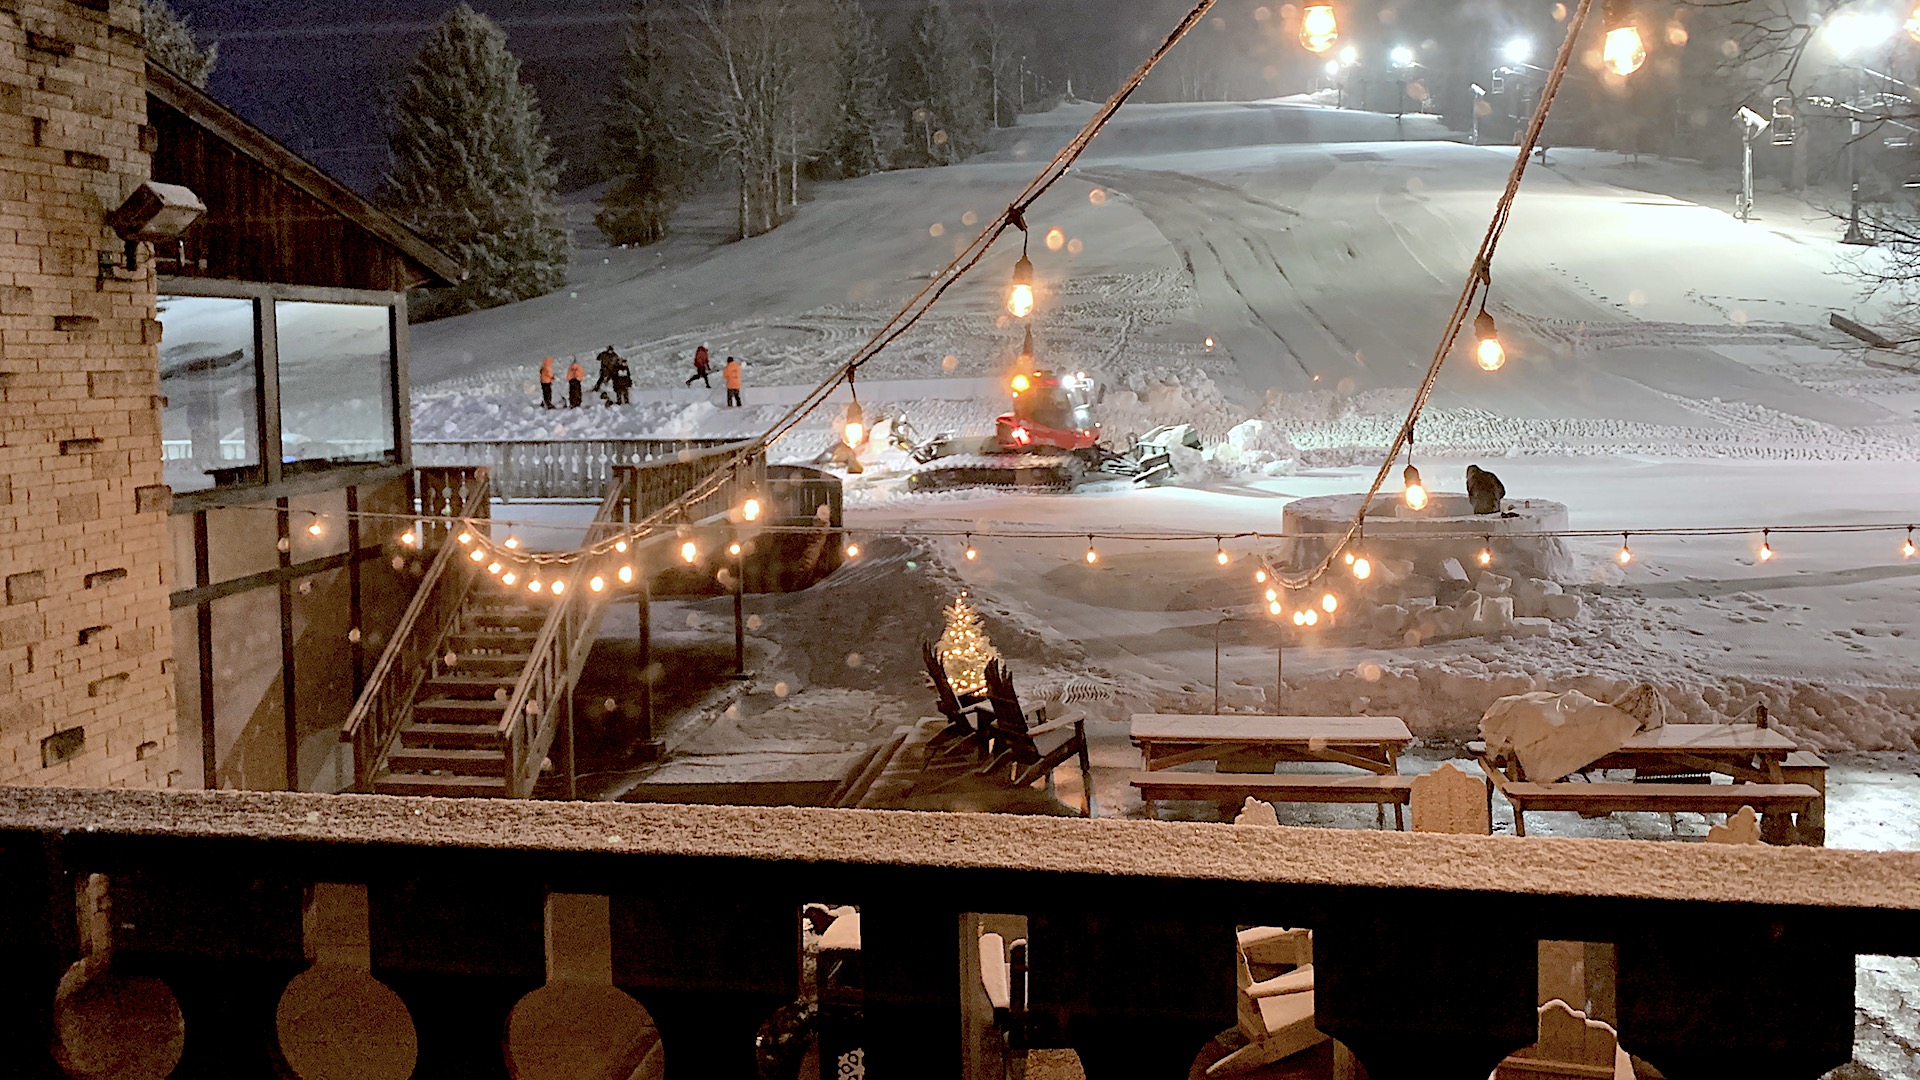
[1478,539,1493,567]
[502,571,518,586]
[469,549,485,563]
[1292,609,1307,626]
[845,542,862,559]
[1618,534,1634,565]
[457,530,472,545]
[1008,235,1035,318]
[1321,592,1338,613]
[399,530,417,547]
[728,541,743,557]
[504,536,520,550]
[964,534,978,561]
[1904,527,1915,558]
[617,565,634,584]
[590,575,606,592]
[528,579,543,594]
[843,370,866,449]
[1758,529,1774,563]
[742,497,762,523]
[614,539,629,554]
[1268,600,1283,616]
[1304,608,1319,626]
[1255,568,1269,584]
[1085,536,1098,565]
[1402,463,1428,511]
[487,561,503,575]
[1216,538,1230,566]
[1473,309,1505,372]
[1265,587,1279,603]
[550,580,566,596]
[1351,551,1372,580]
[305,516,324,537]
[1602,0,1646,76]
[681,540,698,564]
[1299,2,1338,53]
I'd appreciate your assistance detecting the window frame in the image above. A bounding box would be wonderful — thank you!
[159,278,412,512]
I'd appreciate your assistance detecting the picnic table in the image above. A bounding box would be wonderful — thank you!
[1472,724,1824,844]
[1129,715,1415,827]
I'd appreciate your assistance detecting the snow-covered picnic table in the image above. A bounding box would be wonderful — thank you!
[1129,715,1416,828]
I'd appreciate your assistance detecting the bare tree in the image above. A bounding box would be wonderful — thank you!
[682,0,815,238]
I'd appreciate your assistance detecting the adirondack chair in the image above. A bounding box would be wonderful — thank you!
[922,641,996,767]
[1207,931,1327,1076]
[982,660,1094,817]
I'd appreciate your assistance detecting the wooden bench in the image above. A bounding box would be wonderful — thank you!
[1131,771,1414,829]
[1498,781,1820,843]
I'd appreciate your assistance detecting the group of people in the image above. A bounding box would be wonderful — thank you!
[538,344,745,409]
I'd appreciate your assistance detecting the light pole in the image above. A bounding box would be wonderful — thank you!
[1735,106,1771,222]
[1390,46,1416,120]
[1470,83,1487,146]
[1822,9,1900,244]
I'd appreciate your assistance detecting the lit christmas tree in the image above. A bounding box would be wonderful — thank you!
[936,593,998,697]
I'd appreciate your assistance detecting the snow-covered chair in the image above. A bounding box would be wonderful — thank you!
[982,660,1093,817]
[921,641,994,768]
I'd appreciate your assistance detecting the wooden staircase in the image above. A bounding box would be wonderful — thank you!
[370,594,542,797]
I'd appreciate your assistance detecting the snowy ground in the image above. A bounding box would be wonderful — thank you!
[415,98,1920,1075]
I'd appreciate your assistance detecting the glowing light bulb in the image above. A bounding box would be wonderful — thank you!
[550,579,566,595]
[502,572,517,586]
[1322,592,1338,613]
[681,541,698,564]
[617,565,634,584]
[1478,545,1493,567]
[457,530,472,545]
[1085,540,1098,565]
[1303,608,1319,627]
[1352,556,1372,580]
[307,519,324,537]
[1602,25,1646,76]
[1473,310,1505,372]
[845,543,861,559]
[1343,552,1355,565]
[590,576,605,592]
[1618,537,1634,565]
[1402,464,1428,511]
[1269,600,1283,616]
[400,530,417,547]
[1008,254,1036,318]
[1904,530,1916,558]
[487,561,502,575]
[504,536,520,550]
[1292,609,1307,626]
[1216,544,1230,566]
[1299,2,1338,53]
[528,579,542,593]
[1265,588,1279,603]
[742,497,762,522]
[614,539,628,554]
[728,541,742,557]
[1255,568,1269,584]
[469,549,485,563]
[1758,533,1774,562]
[965,543,978,561]
[1011,373,1031,394]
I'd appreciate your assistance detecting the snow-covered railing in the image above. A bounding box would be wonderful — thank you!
[2,786,1914,1079]
[412,437,746,501]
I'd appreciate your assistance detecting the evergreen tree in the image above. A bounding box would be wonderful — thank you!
[382,5,570,318]
[820,0,898,179]
[900,0,989,164]
[143,0,217,88]
[597,0,688,246]
[936,593,998,697]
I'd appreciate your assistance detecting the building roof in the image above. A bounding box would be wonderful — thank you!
[146,62,463,289]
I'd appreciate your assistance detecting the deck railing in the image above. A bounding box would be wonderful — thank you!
[1,787,1915,1080]
[339,467,491,791]
[412,438,746,501]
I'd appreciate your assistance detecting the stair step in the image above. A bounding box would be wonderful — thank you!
[385,747,507,776]
[449,632,540,653]
[373,773,509,798]
[465,611,547,632]
[425,674,519,700]
[412,698,509,725]
[443,654,532,677]
[399,722,502,749]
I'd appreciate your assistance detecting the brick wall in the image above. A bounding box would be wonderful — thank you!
[0,0,176,787]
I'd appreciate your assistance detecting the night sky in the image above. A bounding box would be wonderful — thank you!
[169,0,1186,195]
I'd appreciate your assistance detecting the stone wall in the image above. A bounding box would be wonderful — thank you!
[0,0,175,787]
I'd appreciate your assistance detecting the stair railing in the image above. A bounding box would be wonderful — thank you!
[498,444,766,798]
[340,467,491,791]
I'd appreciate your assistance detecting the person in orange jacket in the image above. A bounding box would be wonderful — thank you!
[566,359,585,408]
[538,357,556,409]
[723,356,743,407]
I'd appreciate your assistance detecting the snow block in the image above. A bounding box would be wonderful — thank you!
[1471,596,1515,634]
[1475,572,1514,598]
[1378,558,1418,586]
[1543,593,1585,621]
[1440,558,1470,584]
[1402,596,1437,611]
[1513,617,1553,639]
[1511,577,1563,619]
[1371,604,1410,633]
[1452,590,1484,612]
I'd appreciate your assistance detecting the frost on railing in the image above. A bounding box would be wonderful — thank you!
[413,438,747,501]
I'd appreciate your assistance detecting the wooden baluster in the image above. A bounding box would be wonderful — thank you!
[0,834,75,1076]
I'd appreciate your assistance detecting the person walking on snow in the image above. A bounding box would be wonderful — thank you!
[566,359,585,408]
[612,354,633,405]
[592,346,622,395]
[538,356,556,409]
[686,344,712,388]
[723,356,743,407]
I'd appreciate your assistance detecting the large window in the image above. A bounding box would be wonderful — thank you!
[158,295,262,492]
[275,301,398,472]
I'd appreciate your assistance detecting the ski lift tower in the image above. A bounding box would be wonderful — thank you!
[1735,105,1771,222]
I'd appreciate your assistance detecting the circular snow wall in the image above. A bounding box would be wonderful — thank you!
[1280,492,1572,583]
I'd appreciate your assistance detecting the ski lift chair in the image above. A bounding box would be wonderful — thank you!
[981,660,1095,817]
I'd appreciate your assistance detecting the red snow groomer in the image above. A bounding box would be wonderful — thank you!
[903,370,1180,490]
